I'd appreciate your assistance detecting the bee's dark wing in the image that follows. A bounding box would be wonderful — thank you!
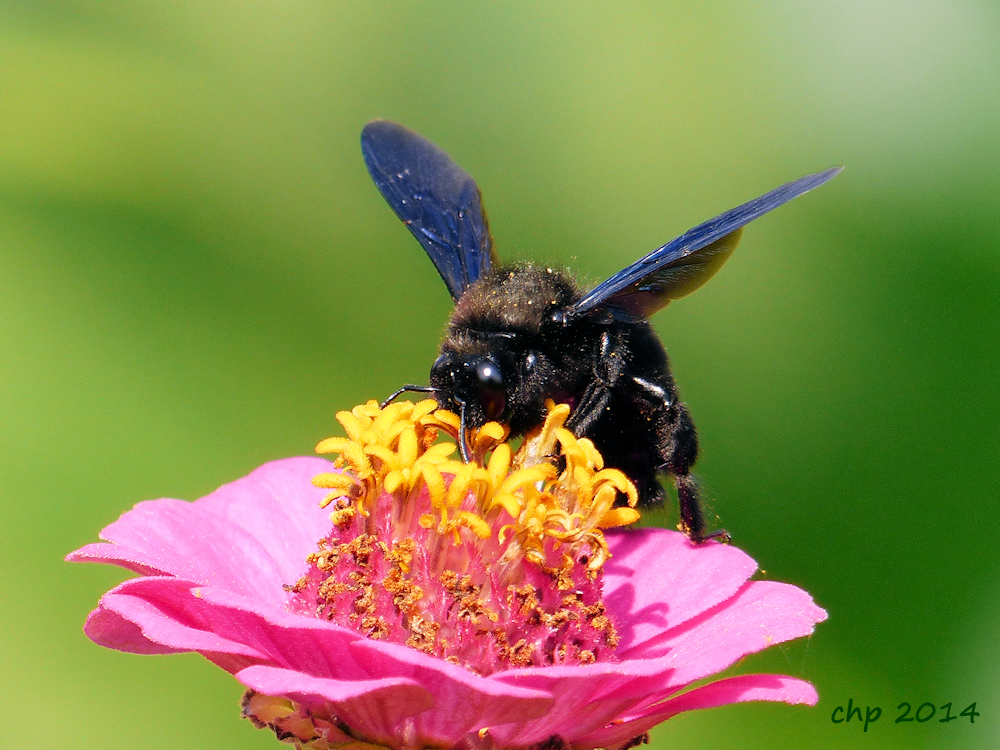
[569,166,843,320]
[361,120,498,301]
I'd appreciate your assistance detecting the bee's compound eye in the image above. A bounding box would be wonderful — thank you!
[525,351,537,371]
[475,359,504,389]
[473,358,506,421]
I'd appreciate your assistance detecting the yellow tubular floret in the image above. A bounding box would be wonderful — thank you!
[496,464,558,499]
[595,468,639,507]
[578,438,604,470]
[339,442,372,478]
[472,421,509,457]
[454,510,492,539]
[311,472,356,490]
[428,409,460,432]
[397,425,419,467]
[487,443,511,486]
[445,462,474,507]
[335,410,367,442]
[315,436,351,455]
[312,399,640,569]
[383,471,404,495]
[423,442,458,461]
[420,464,447,511]
[600,507,642,528]
[364,445,398,469]
[411,399,438,420]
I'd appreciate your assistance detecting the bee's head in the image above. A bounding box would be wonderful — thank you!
[430,351,507,428]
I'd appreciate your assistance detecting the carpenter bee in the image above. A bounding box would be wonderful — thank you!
[361,120,840,542]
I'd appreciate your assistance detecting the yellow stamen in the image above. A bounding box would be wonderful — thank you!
[335,410,367,442]
[312,472,357,490]
[363,445,398,469]
[495,464,558,500]
[411,400,438,421]
[315,436,352,455]
[578,437,604,470]
[420,464,447,511]
[430,409,460,432]
[383,471,404,495]
[487,443,511,486]
[599,507,642,528]
[397,425,419,468]
[312,398,641,572]
[453,510,492,539]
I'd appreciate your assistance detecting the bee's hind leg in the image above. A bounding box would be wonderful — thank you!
[660,398,730,544]
[674,474,729,543]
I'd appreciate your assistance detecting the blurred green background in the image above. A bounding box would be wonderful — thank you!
[2,2,997,749]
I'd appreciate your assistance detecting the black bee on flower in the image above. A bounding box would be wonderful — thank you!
[361,120,839,542]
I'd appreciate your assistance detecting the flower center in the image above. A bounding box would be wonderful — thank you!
[288,399,639,675]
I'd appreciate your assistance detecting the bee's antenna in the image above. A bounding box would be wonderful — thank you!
[454,396,472,463]
[381,384,438,409]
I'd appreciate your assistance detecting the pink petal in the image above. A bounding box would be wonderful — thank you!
[69,457,830,747]
[576,674,818,750]
[347,639,554,746]
[84,569,553,739]
[84,606,186,656]
[87,578,269,673]
[87,577,376,680]
[196,457,335,580]
[603,528,757,657]
[67,499,288,599]
[66,458,333,600]
[487,657,680,746]
[639,579,828,688]
[490,573,825,744]
[237,665,434,741]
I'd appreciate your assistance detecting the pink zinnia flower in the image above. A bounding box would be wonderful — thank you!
[69,400,826,750]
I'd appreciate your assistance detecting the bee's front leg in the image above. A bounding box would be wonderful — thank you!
[564,381,613,436]
[565,331,624,436]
